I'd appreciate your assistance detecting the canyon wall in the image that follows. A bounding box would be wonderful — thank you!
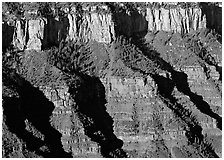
[2,3,221,51]
[35,68,221,157]
[115,6,206,37]
[21,47,220,157]
[3,6,115,51]
[2,2,222,158]
[146,7,206,34]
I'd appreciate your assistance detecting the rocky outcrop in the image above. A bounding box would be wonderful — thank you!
[7,11,115,50]
[115,6,207,37]
[30,72,221,157]
[12,20,26,50]
[2,2,222,158]
[3,3,221,51]
[10,18,46,50]
[39,85,101,156]
[146,7,206,34]
[26,18,46,50]
[69,12,115,43]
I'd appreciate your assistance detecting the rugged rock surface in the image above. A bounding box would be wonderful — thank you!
[2,2,222,158]
[115,4,206,36]
[3,4,115,50]
[146,7,206,34]
[2,2,221,51]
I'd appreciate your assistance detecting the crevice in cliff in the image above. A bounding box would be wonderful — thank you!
[25,21,29,49]
[75,4,83,38]
[3,70,72,158]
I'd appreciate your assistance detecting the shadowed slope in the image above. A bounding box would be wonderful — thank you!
[3,71,72,158]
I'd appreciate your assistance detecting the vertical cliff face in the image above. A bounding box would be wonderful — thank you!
[13,20,26,50]
[44,11,115,46]
[5,11,115,50]
[10,18,46,50]
[145,7,206,34]
[3,3,221,51]
[75,12,115,43]
[26,18,46,50]
[113,5,207,37]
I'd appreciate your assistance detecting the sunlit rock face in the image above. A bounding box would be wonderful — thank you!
[4,2,221,51]
[5,5,115,50]
[2,2,222,158]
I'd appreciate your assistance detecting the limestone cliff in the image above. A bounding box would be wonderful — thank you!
[68,12,115,43]
[115,5,206,36]
[2,2,221,51]
[146,7,206,34]
[3,5,115,50]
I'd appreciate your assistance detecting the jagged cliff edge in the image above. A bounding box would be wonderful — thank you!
[2,2,222,51]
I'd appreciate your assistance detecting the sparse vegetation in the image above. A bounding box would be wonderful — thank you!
[48,40,92,74]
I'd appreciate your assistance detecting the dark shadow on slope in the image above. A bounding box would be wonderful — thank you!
[152,74,203,133]
[171,71,222,130]
[126,66,218,157]
[120,65,218,157]
[108,5,219,156]
[116,37,220,156]
[152,74,218,158]
[3,71,72,158]
[132,38,222,131]
[68,73,127,158]
[3,96,46,156]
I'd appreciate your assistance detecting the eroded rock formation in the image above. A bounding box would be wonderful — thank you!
[2,2,222,158]
[2,2,221,51]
